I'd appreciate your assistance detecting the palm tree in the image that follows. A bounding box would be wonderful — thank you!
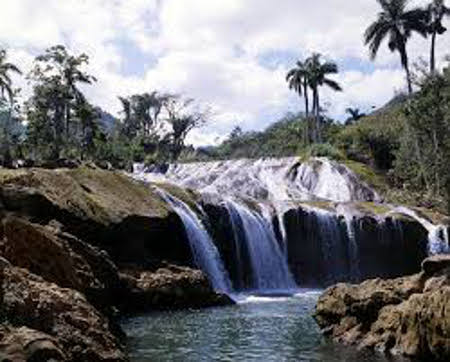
[345,107,366,125]
[364,0,428,94]
[426,0,450,73]
[286,59,312,143]
[286,60,310,117]
[307,53,342,142]
[0,49,22,103]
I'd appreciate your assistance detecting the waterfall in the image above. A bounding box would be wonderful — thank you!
[342,214,361,280]
[157,190,232,294]
[225,201,297,293]
[390,207,450,255]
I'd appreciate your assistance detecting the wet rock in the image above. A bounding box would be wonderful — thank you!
[422,254,450,276]
[0,264,126,361]
[314,255,450,360]
[119,264,234,312]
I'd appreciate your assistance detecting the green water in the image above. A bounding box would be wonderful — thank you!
[122,291,406,362]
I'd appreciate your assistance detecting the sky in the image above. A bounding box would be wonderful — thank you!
[1,0,449,146]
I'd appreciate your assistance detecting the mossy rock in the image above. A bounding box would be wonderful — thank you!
[354,202,391,216]
[0,167,170,225]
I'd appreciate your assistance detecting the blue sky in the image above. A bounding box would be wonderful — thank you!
[1,0,449,145]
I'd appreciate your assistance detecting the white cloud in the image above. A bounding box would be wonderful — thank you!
[0,0,449,145]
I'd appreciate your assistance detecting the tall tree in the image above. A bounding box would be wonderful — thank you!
[286,60,310,117]
[426,0,450,73]
[35,45,96,138]
[0,50,22,167]
[345,107,366,125]
[364,0,428,94]
[307,53,342,142]
[0,49,22,103]
[26,46,96,160]
[286,59,312,144]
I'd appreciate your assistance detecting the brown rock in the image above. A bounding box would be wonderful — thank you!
[0,167,194,268]
[0,325,66,361]
[119,264,234,312]
[2,216,121,312]
[0,264,126,361]
[314,255,450,360]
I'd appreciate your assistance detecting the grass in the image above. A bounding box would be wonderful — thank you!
[343,160,389,194]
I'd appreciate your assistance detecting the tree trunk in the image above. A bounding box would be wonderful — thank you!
[311,88,317,143]
[430,31,437,74]
[303,79,309,117]
[316,88,322,143]
[303,80,310,145]
[400,44,412,95]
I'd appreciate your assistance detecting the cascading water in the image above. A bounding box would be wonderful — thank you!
[134,157,449,291]
[390,207,450,255]
[157,190,233,294]
[342,214,361,280]
[225,201,297,293]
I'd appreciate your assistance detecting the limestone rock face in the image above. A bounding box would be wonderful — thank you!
[0,264,127,361]
[119,264,234,312]
[0,167,193,267]
[2,216,121,312]
[314,255,450,360]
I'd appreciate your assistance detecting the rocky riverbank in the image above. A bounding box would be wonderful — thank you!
[314,255,450,361]
[0,166,231,361]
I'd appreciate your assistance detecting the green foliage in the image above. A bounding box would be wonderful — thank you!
[364,0,429,93]
[393,65,450,211]
[287,53,342,143]
[25,45,99,161]
[336,102,405,170]
[117,93,208,165]
[300,143,345,161]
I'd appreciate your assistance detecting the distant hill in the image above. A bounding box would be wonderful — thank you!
[96,108,118,135]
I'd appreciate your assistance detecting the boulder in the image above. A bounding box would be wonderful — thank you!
[0,325,66,361]
[0,167,193,268]
[119,264,234,312]
[314,255,450,360]
[0,263,126,361]
[422,254,450,276]
[1,216,122,312]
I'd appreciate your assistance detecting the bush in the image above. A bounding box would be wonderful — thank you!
[301,143,345,161]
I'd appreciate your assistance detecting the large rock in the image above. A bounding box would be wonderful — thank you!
[0,167,193,268]
[314,254,450,360]
[1,216,121,312]
[0,325,66,361]
[0,263,126,361]
[119,264,234,312]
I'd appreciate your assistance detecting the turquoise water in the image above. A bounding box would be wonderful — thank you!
[122,291,405,362]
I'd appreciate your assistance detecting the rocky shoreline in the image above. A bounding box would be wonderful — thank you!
[0,166,231,361]
[314,255,450,360]
[0,165,448,361]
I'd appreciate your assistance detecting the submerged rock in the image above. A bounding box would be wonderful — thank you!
[314,254,450,360]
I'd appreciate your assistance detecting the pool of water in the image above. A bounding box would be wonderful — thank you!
[121,291,406,362]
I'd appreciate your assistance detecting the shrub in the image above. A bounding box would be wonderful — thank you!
[301,143,345,161]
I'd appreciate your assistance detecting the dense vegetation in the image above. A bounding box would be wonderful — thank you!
[0,46,207,170]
